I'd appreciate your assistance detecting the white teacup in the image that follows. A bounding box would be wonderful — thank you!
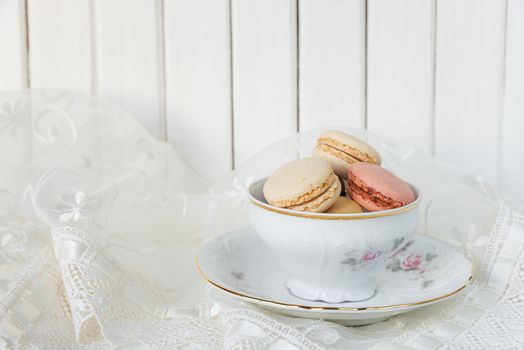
[248,178,421,303]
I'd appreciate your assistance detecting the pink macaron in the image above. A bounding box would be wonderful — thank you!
[347,163,415,212]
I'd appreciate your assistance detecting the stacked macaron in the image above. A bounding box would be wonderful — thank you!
[263,130,416,213]
[313,130,381,178]
[263,158,341,213]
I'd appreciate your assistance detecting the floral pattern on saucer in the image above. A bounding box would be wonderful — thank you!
[385,238,439,289]
[197,227,472,322]
[340,246,383,271]
[340,237,408,272]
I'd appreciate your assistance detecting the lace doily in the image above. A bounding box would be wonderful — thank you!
[0,91,522,349]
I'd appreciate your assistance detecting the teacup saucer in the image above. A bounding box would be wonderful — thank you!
[196,227,473,326]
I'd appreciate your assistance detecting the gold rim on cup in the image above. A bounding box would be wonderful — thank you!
[248,179,421,220]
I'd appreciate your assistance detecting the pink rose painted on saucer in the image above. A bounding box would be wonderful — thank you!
[363,250,379,261]
[401,254,423,270]
[341,245,385,271]
[386,242,439,289]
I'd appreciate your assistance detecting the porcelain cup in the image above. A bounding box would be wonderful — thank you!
[247,178,421,303]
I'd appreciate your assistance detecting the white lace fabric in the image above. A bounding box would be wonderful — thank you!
[0,91,522,349]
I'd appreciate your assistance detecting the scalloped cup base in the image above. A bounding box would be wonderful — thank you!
[286,276,377,303]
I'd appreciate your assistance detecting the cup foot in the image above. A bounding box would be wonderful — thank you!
[286,276,377,303]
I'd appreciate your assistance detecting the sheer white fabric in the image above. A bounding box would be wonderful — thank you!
[0,91,522,349]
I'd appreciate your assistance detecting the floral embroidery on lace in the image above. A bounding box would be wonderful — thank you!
[0,101,29,137]
[52,192,101,224]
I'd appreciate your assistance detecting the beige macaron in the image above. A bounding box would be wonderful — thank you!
[325,196,363,214]
[313,130,381,178]
[263,157,341,212]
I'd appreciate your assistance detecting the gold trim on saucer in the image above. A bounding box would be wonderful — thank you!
[195,256,473,311]
[250,197,420,220]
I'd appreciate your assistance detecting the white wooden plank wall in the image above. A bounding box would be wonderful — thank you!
[500,0,524,208]
[0,0,522,208]
[367,0,434,153]
[434,0,506,186]
[232,0,297,166]
[0,0,26,90]
[164,0,232,177]
[94,0,163,138]
[299,0,365,131]
[27,0,93,93]
[0,0,29,174]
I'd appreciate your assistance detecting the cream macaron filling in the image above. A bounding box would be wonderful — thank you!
[316,136,380,165]
[266,172,337,208]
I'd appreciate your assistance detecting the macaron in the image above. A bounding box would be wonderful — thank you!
[263,158,341,212]
[313,130,381,178]
[347,163,415,212]
[325,196,363,214]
